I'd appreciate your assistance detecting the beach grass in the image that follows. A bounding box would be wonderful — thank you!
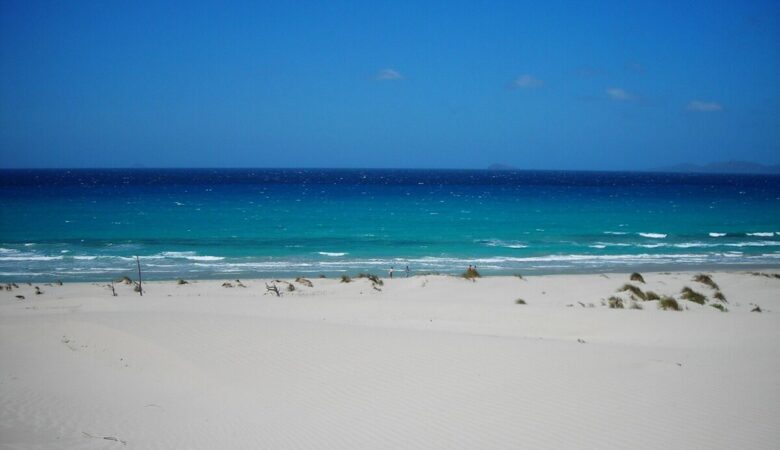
[630,272,645,283]
[618,283,647,300]
[693,274,719,290]
[680,286,707,304]
[658,296,681,311]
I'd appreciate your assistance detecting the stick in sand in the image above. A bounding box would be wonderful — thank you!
[136,255,143,296]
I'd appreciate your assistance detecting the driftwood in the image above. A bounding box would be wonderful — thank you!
[295,277,313,287]
[82,432,127,446]
[265,283,281,297]
[274,280,295,292]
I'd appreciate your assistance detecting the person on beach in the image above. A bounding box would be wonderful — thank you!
[405,265,410,277]
[389,266,394,279]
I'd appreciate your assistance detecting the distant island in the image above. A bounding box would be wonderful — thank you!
[651,160,780,174]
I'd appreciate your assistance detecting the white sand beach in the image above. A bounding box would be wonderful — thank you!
[1,271,779,449]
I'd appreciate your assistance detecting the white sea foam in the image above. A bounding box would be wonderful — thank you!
[747,232,774,237]
[150,252,225,261]
[603,231,628,235]
[185,256,225,261]
[709,232,726,237]
[589,245,606,249]
[318,252,347,257]
[638,233,667,239]
[0,256,62,261]
[725,241,780,247]
[479,239,528,249]
[592,242,631,247]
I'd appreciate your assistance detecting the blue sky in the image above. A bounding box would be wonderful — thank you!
[1,0,778,169]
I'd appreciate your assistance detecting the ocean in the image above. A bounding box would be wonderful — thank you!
[1,169,779,281]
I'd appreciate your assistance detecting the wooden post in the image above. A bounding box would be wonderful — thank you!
[136,255,143,296]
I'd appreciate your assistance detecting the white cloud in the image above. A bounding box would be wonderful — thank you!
[686,100,723,112]
[375,68,403,81]
[513,74,544,88]
[606,88,635,101]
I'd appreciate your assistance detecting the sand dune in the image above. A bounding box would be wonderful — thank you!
[1,272,779,449]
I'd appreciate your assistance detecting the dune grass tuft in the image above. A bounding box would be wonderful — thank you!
[340,274,352,283]
[680,286,707,304]
[617,283,647,300]
[645,291,660,301]
[693,274,719,290]
[608,296,624,309]
[658,296,681,311]
[712,291,727,303]
[629,301,643,310]
[357,273,383,285]
[515,298,526,305]
[177,279,188,285]
[710,303,727,312]
[752,305,762,313]
[630,272,645,283]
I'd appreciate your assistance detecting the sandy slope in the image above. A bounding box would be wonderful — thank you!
[1,271,779,449]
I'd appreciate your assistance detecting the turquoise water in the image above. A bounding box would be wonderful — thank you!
[1,169,779,281]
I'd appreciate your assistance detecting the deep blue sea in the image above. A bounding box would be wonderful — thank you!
[1,169,779,281]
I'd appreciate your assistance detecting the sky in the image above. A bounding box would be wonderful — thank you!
[1,0,779,170]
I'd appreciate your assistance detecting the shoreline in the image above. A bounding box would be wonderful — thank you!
[2,269,779,448]
[3,263,780,284]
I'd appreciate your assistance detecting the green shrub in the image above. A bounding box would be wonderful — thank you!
[515,298,526,305]
[645,291,660,301]
[680,287,707,304]
[630,272,645,283]
[618,283,647,300]
[710,303,727,312]
[340,275,352,283]
[658,296,681,311]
